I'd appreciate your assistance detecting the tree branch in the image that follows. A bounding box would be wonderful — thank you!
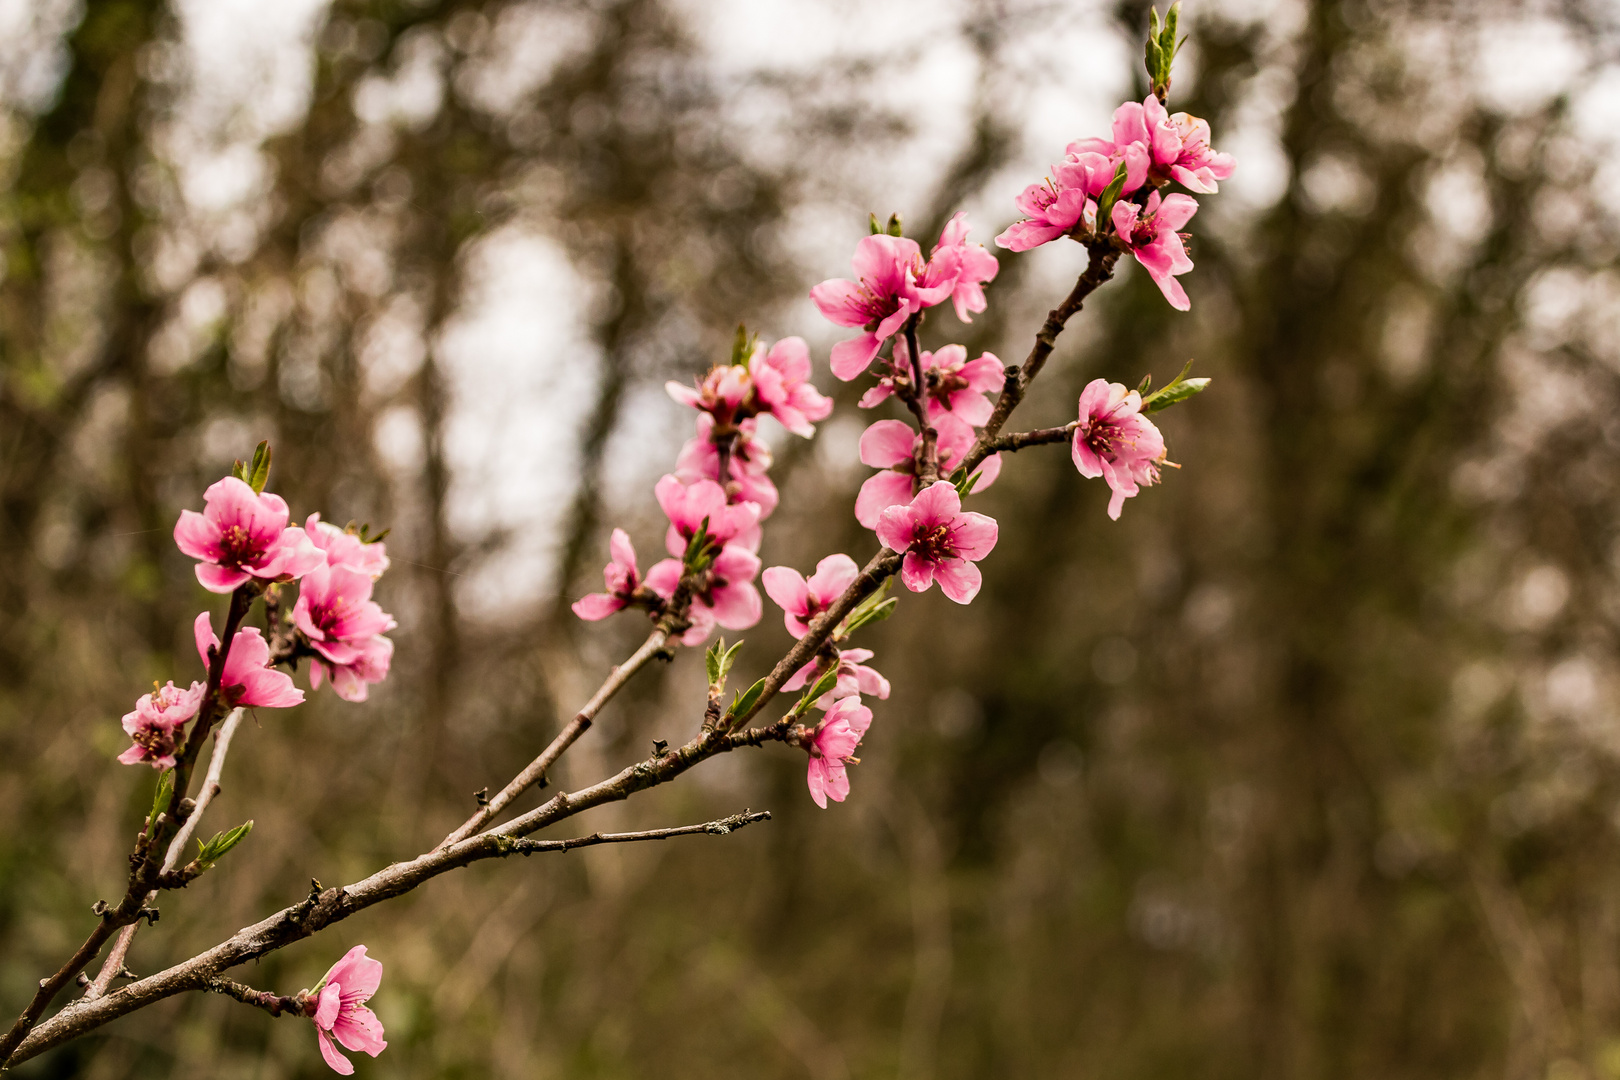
[985,422,1079,455]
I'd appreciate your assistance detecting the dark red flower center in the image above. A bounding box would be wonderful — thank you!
[218,523,267,568]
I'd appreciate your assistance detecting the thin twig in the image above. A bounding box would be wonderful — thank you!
[985,421,1079,455]
[84,709,246,1002]
[496,810,771,854]
[439,628,672,848]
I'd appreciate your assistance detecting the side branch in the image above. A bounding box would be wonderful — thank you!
[498,810,771,854]
[439,627,672,848]
[986,422,1078,455]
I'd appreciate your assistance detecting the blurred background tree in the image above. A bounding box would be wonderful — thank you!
[4,0,1620,1076]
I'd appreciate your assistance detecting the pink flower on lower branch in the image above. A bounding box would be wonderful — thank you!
[876,481,998,604]
[810,233,960,380]
[118,680,205,767]
[292,563,397,702]
[858,341,1003,429]
[804,695,873,808]
[854,419,1000,530]
[646,544,762,645]
[303,945,386,1075]
[305,514,390,577]
[784,648,891,706]
[1111,189,1199,311]
[173,476,323,593]
[656,474,761,555]
[762,553,859,638]
[676,415,779,518]
[195,613,305,708]
[1072,378,1170,520]
[572,528,644,620]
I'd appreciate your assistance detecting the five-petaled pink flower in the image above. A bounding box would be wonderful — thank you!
[174,477,323,593]
[930,213,1000,323]
[762,553,858,638]
[675,416,779,519]
[804,695,873,808]
[1111,189,1199,311]
[749,337,833,437]
[784,648,891,706]
[1072,378,1170,520]
[305,514,390,578]
[854,419,1000,530]
[194,613,305,708]
[118,680,205,768]
[656,474,761,556]
[305,945,386,1075]
[861,341,1004,429]
[293,563,398,703]
[646,544,763,645]
[994,152,1117,252]
[1071,95,1233,194]
[810,233,960,380]
[876,481,999,604]
[572,528,643,621]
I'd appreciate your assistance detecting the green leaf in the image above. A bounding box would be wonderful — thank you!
[868,212,883,235]
[705,639,744,687]
[1136,373,1153,395]
[885,212,904,238]
[954,468,986,498]
[1142,377,1210,413]
[796,666,841,712]
[843,597,897,636]
[148,770,174,834]
[1095,160,1130,234]
[729,323,752,367]
[682,517,713,566]
[358,523,390,545]
[725,677,768,722]
[246,441,271,494]
[195,820,254,870]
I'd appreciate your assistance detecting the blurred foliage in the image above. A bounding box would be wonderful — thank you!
[5,0,1620,1077]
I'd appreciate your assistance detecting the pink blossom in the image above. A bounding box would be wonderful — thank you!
[810,233,961,380]
[1072,378,1170,520]
[304,514,390,578]
[665,363,753,426]
[804,695,873,808]
[656,474,761,556]
[854,419,1001,529]
[861,340,1003,429]
[645,544,763,645]
[118,680,205,768]
[875,481,998,604]
[931,212,1000,322]
[293,563,397,702]
[675,416,779,519]
[572,528,643,621]
[1111,189,1198,311]
[1073,95,1234,194]
[310,635,394,704]
[783,647,891,706]
[306,945,386,1075]
[749,337,832,437]
[173,477,323,593]
[993,152,1116,252]
[194,613,304,708]
[762,553,859,638]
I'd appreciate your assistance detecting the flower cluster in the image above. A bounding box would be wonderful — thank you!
[995,93,1232,311]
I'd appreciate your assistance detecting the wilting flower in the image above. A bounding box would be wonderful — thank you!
[655,475,761,556]
[1111,189,1199,311]
[930,212,999,323]
[749,336,832,437]
[675,416,779,519]
[1072,378,1170,520]
[804,695,873,808]
[174,477,322,593]
[118,680,205,768]
[810,233,961,380]
[304,514,390,578]
[194,613,304,708]
[994,152,1117,252]
[572,528,644,621]
[646,544,763,645]
[304,945,386,1075]
[762,553,859,638]
[783,647,891,706]
[875,481,999,604]
[854,419,1001,529]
